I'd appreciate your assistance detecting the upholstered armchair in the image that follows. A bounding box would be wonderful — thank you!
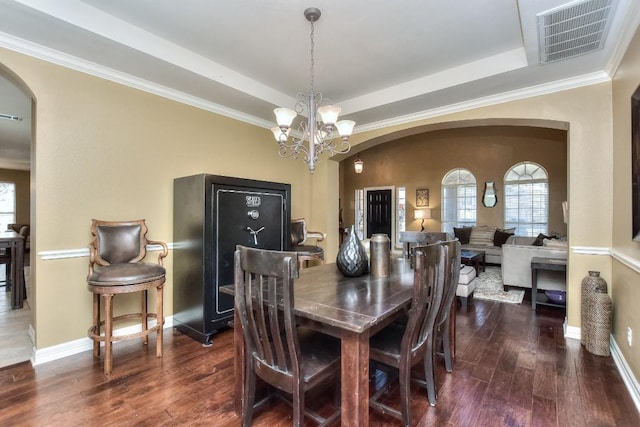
[290,218,326,269]
[86,219,168,374]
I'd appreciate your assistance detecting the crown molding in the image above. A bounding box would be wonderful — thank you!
[0,31,274,130]
[355,71,611,133]
[605,0,640,76]
[0,30,613,136]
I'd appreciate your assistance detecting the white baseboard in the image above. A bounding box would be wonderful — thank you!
[564,321,581,340]
[611,336,640,414]
[31,316,173,366]
[565,324,640,413]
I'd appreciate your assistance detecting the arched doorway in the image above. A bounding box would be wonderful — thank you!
[0,65,34,367]
[338,118,569,247]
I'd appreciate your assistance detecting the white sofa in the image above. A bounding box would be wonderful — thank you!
[456,225,518,264]
[461,235,516,264]
[501,236,568,291]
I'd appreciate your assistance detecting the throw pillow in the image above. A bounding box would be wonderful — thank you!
[453,227,472,244]
[493,229,514,247]
[468,226,497,246]
[543,238,569,249]
[532,233,548,246]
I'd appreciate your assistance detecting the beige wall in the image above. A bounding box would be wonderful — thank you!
[611,24,640,377]
[0,46,319,348]
[0,168,30,225]
[340,125,568,238]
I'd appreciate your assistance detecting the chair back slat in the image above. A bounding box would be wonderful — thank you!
[401,243,444,360]
[435,239,462,329]
[235,246,301,384]
[267,274,288,369]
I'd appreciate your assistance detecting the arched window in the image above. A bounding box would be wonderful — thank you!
[504,162,548,236]
[441,169,476,233]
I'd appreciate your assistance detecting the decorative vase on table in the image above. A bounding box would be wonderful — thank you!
[370,233,390,278]
[336,226,369,277]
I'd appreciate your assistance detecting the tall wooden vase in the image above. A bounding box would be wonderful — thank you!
[581,271,608,347]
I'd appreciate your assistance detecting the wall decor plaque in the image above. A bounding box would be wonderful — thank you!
[416,188,429,207]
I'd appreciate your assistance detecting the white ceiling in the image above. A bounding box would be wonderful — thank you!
[1,0,639,170]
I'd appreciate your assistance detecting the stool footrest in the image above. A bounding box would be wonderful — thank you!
[88,312,163,343]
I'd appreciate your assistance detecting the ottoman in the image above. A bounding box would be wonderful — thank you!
[456,265,477,308]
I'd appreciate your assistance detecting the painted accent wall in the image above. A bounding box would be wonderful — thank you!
[612,23,640,380]
[0,46,323,349]
[340,125,568,241]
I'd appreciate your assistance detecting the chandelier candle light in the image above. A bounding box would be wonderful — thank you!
[271,7,355,173]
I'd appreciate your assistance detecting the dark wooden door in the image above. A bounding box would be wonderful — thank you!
[366,189,392,238]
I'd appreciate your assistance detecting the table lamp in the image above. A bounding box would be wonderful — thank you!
[414,209,431,232]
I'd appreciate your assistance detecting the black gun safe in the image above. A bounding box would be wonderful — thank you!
[173,173,291,345]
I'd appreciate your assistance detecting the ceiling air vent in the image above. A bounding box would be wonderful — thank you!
[538,0,616,64]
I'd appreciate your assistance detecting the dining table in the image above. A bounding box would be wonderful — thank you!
[222,256,435,426]
[0,230,25,309]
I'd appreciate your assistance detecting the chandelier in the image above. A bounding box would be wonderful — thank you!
[271,7,355,174]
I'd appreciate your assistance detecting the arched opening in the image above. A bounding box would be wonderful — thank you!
[338,119,569,249]
[0,63,35,368]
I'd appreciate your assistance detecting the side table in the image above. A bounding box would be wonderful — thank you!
[461,249,486,273]
[531,257,567,310]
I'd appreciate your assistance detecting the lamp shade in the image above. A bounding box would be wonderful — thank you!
[336,120,355,137]
[274,108,297,128]
[414,209,431,220]
[271,126,290,143]
[317,105,341,125]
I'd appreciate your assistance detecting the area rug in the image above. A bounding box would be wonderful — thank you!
[472,266,525,304]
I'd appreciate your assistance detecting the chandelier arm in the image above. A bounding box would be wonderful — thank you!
[324,141,352,155]
[278,142,314,166]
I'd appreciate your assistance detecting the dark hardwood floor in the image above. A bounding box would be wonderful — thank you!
[1,295,638,426]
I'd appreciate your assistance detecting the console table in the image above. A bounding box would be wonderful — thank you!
[398,231,448,259]
[531,257,567,310]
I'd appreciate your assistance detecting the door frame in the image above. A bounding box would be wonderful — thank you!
[364,186,395,246]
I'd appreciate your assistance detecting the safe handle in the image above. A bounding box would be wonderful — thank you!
[245,226,265,245]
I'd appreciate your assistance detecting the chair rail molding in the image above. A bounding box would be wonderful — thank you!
[610,248,640,274]
[38,243,175,260]
[571,245,611,256]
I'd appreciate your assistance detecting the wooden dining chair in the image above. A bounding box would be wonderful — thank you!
[86,219,168,375]
[424,239,461,405]
[0,248,10,291]
[234,245,341,427]
[369,242,444,427]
